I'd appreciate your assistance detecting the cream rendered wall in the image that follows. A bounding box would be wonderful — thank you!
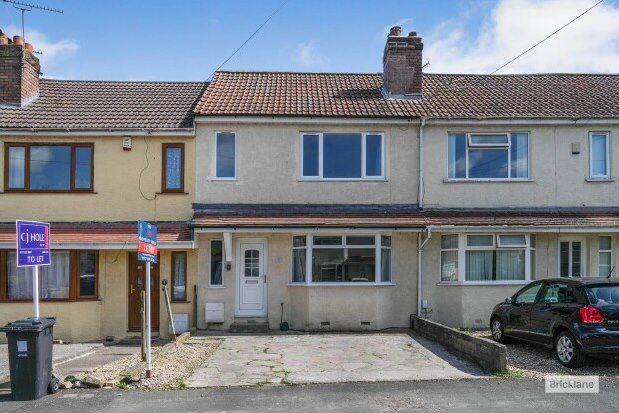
[421,232,618,329]
[423,124,619,208]
[0,135,195,221]
[194,123,419,204]
[197,232,417,331]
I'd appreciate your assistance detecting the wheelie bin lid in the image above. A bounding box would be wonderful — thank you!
[0,317,56,333]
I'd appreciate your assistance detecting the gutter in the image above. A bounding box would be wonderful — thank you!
[0,128,196,137]
[418,117,427,209]
[417,226,433,316]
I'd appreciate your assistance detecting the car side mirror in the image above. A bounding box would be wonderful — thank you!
[505,297,512,304]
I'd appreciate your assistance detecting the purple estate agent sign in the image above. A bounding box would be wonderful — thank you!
[16,220,51,267]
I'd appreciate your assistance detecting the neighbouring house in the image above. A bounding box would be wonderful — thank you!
[1,25,618,342]
[192,26,619,331]
[0,29,206,342]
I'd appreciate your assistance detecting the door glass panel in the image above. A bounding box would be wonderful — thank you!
[244,250,260,277]
[572,242,582,277]
[560,242,570,277]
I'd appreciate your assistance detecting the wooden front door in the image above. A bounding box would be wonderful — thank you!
[128,253,160,331]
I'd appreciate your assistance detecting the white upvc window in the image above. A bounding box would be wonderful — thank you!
[599,236,613,277]
[215,132,236,179]
[300,132,385,180]
[559,237,586,278]
[589,132,610,179]
[440,233,534,284]
[290,233,392,284]
[208,239,224,287]
[448,132,530,180]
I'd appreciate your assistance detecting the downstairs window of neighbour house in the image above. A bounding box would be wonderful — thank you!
[291,235,391,283]
[301,133,384,179]
[440,234,535,282]
[2,250,98,301]
[448,133,529,179]
[171,251,187,301]
[599,236,613,277]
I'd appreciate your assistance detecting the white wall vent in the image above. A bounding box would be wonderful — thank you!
[205,302,225,323]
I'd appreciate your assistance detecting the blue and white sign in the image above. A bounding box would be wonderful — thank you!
[16,220,51,267]
[137,221,158,263]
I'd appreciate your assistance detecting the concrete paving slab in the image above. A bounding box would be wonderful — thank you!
[186,332,488,388]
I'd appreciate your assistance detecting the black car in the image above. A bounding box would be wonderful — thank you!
[490,277,619,368]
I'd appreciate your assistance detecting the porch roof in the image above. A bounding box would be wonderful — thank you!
[191,205,619,230]
[0,221,193,249]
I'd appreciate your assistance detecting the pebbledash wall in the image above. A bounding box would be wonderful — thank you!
[196,232,418,331]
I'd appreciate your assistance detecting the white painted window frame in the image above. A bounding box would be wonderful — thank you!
[439,235,459,282]
[440,233,533,285]
[447,131,530,181]
[598,235,613,277]
[214,131,237,180]
[289,233,393,285]
[208,238,224,287]
[557,236,587,278]
[299,132,386,181]
[589,131,610,179]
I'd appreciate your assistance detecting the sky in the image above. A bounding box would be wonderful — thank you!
[0,0,617,80]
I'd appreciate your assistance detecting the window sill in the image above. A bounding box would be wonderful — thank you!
[442,179,535,183]
[1,190,98,194]
[0,298,101,303]
[211,178,237,182]
[437,281,529,286]
[171,300,191,303]
[288,282,396,287]
[156,191,189,195]
[207,285,226,289]
[298,178,388,182]
[585,177,614,182]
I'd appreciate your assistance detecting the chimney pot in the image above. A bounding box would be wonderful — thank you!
[13,35,23,45]
[409,31,417,37]
[389,26,402,37]
[25,43,33,53]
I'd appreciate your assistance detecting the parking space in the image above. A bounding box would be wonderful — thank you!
[187,332,487,387]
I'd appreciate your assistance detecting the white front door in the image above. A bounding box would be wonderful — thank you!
[236,241,267,316]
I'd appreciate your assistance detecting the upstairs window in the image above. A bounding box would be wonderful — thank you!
[301,132,384,179]
[162,143,184,192]
[5,143,94,192]
[448,133,529,180]
[215,132,236,179]
[589,132,610,178]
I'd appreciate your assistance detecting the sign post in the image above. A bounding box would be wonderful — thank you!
[16,220,51,318]
[137,221,157,378]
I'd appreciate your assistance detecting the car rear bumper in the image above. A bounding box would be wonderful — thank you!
[576,325,619,354]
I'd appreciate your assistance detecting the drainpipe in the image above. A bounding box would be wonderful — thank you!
[417,226,432,316]
[418,117,427,209]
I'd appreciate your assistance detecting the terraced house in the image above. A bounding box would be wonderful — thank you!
[0,30,206,341]
[1,26,619,342]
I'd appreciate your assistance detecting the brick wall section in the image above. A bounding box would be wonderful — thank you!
[382,33,423,98]
[0,44,40,107]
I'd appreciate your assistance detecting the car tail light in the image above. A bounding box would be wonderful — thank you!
[579,306,605,324]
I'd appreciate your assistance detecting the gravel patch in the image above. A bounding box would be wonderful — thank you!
[464,329,619,382]
[87,338,222,390]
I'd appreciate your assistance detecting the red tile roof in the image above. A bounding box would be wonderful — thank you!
[191,206,619,228]
[0,222,191,244]
[0,80,207,130]
[194,71,619,119]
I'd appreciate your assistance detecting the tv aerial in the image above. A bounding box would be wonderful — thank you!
[1,0,63,50]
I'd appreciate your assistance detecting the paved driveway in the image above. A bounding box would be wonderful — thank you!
[187,332,486,387]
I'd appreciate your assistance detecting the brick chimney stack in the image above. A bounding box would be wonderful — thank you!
[0,29,40,107]
[382,26,423,99]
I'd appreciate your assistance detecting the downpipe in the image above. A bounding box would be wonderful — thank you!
[417,226,432,316]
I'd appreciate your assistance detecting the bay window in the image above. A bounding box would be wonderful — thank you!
[448,132,529,180]
[291,234,391,284]
[440,234,534,283]
[301,132,384,179]
[1,250,98,301]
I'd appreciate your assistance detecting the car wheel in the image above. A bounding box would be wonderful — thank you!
[555,331,586,368]
[491,317,509,344]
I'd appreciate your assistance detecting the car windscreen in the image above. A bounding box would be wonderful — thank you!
[585,284,619,306]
